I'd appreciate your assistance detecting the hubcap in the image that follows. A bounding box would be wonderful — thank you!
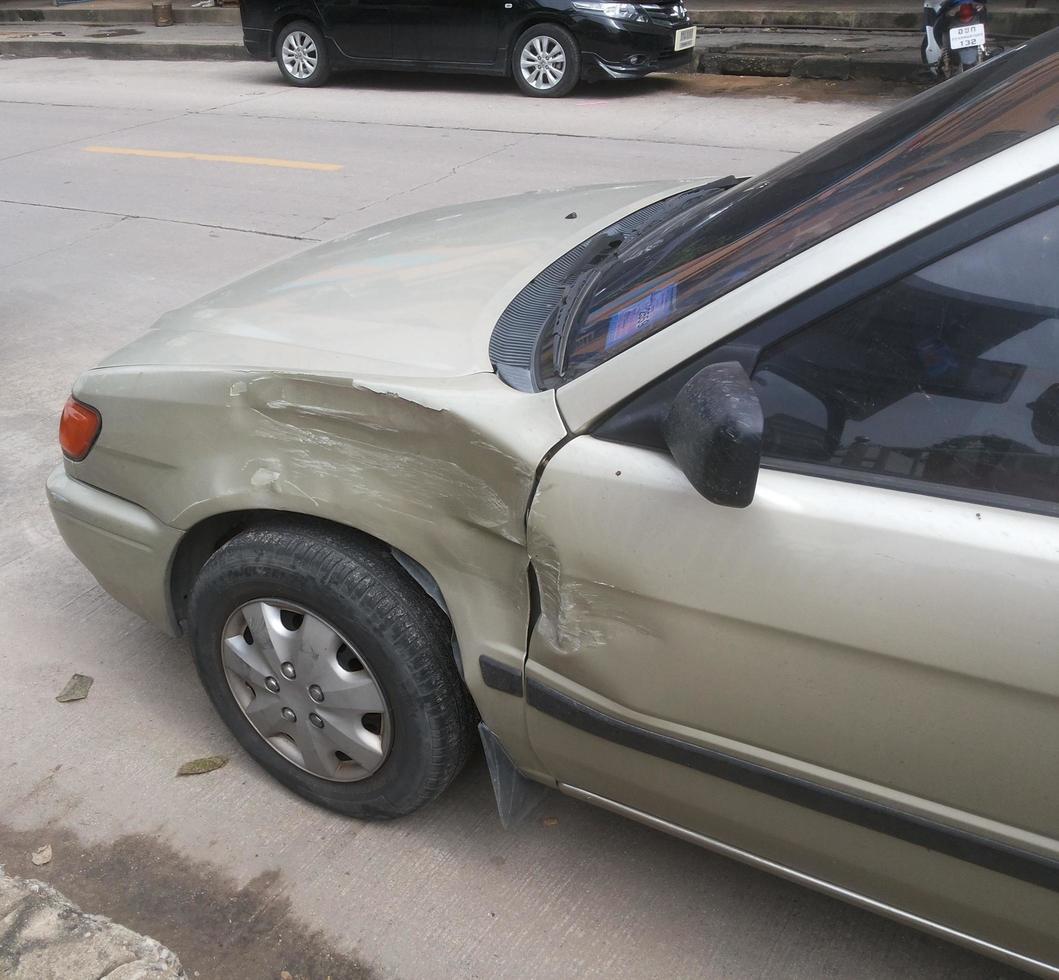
[519,35,566,90]
[221,599,391,782]
[281,31,319,80]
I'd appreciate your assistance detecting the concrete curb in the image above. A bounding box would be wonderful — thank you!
[0,872,186,980]
[0,37,248,58]
[698,52,797,76]
[688,6,1058,36]
[852,52,928,81]
[790,53,851,79]
[696,48,929,83]
[0,7,240,25]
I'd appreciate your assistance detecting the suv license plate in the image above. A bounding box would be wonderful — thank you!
[950,23,985,50]
[674,26,696,51]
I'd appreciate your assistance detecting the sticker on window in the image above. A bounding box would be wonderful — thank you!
[605,284,678,351]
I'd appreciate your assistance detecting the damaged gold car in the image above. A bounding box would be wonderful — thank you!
[49,31,1059,977]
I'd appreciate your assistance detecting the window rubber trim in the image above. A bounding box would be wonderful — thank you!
[760,458,1059,521]
[526,678,1059,893]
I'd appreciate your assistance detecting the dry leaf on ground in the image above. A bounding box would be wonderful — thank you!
[55,674,93,703]
[176,756,228,777]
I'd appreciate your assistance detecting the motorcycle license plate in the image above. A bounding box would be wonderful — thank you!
[950,23,985,50]
[674,26,697,51]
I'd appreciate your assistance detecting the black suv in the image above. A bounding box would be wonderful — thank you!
[239,0,697,97]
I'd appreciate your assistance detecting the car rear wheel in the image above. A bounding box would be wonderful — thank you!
[276,21,331,87]
[187,524,476,818]
[512,25,580,98]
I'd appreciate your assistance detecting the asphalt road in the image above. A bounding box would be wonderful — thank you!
[0,58,1019,980]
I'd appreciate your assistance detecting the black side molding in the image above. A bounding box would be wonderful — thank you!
[526,678,1059,893]
[479,656,524,697]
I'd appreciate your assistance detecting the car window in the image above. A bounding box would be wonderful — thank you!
[752,205,1059,508]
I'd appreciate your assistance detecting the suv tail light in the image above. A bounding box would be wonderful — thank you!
[59,395,101,461]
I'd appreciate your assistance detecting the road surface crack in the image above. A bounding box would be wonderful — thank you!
[0,212,127,272]
[0,198,319,242]
[0,109,187,165]
[195,107,803,155]
[299,133,530,238]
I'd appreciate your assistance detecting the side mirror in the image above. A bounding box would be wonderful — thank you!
[662,361,763,508]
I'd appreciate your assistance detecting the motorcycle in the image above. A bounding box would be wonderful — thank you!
[922,0,989,79]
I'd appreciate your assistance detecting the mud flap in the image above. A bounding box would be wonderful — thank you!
[478,723,550,829]
[392,548,465,679]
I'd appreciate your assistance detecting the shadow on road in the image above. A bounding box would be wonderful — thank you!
[243,64,687,100]
[0,747,1026,980]
[238,62,923,104]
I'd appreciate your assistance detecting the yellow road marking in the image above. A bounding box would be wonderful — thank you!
[83,146,342,172]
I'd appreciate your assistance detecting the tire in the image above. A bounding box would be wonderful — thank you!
[922,31,947,79]
[512,24,580,98]
[276,20,331,88]
[187,524,476,819]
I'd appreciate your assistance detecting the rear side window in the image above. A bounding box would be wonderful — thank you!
[753,205,1059,508]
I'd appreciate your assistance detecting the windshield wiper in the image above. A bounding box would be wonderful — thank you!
[612,175,745,264]
[549,177,747,375]
[548,229,625,376]
[553,266,603,378]
[544,176,748,378]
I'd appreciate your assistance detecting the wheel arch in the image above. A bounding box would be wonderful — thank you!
[270,8,324,54]
[168,503,550,785]
[169,509,455,641]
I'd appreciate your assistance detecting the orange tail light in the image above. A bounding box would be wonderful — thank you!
[59,396,102,461]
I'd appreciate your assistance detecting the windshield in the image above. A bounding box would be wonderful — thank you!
[531,31,1059,388]
[488,179,737,391]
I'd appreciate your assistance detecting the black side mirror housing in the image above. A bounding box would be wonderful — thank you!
[662,361,764,508]
[1029,383,1059,446]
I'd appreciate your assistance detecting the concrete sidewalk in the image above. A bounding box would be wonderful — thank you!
[0,20,246,57]
[0,0,1048,80]
[0,19,932,81]
[0,872,185,979]
[0,0,239,24]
